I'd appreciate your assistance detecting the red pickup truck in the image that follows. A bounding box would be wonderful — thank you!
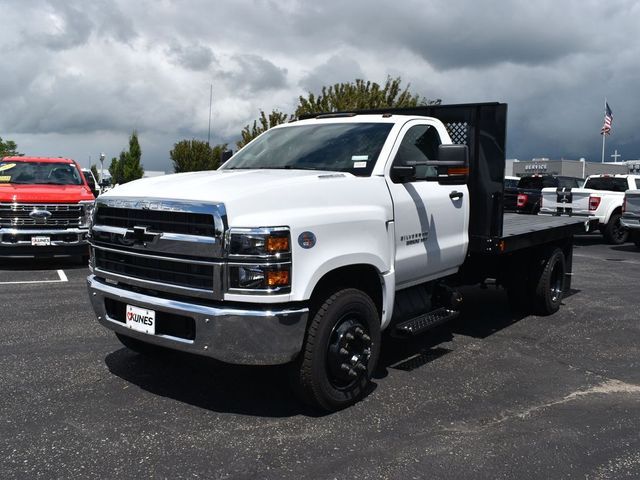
[0,156,95,259]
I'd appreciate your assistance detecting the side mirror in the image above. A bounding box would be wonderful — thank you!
[99,179,111,188]
[390,165,416,183]
[428,144,469,185]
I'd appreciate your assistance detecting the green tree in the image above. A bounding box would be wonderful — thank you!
[295,77,438,117]
[236,110,291,149]
[237,77,439,147]
[0,136,22,157]
[108,155,125,185]
[90,164,99,182]
[171,139,229,173]
[122,131,144,182]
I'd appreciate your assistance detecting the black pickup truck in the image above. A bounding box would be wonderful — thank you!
[504,175,583,214]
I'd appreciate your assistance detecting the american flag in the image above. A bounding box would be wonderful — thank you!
[601,102,613,135]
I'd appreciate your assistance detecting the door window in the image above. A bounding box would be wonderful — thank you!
[392,125,441,182]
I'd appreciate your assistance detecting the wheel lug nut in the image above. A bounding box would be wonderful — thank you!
[354,362,367,372]
[363,348,371,356]
[355,327,364,335]
[339,347,349,355]
[348,368,358,377]
[340,363,351,372]
[361,334,371,342]
[345,332,355,341]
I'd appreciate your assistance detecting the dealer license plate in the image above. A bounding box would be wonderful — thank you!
[31,236,51,246]
[126,304,156,335]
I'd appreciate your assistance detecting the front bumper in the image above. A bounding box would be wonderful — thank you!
[0,228,89,257]
[87,275,309,365]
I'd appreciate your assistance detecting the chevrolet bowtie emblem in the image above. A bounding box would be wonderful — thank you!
[123,226,162,246]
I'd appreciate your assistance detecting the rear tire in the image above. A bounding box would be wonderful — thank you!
[531,247,566,315]
[603,213,628,244]
[292,288,381,412]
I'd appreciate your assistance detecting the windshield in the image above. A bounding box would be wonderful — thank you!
[221,122,394,176]
[0,161,83,185]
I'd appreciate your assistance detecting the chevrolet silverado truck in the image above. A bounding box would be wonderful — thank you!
[87,103,587,411]
[622,190,640,248]
[0,156,95,259]
[540,174,640,244]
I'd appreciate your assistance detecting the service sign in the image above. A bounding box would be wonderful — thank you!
[126,304,156,335]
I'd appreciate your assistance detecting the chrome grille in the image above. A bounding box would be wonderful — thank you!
[0,203,82,228]
[90,197,226,300]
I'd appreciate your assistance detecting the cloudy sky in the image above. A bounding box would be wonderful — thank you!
[2,0,639,172]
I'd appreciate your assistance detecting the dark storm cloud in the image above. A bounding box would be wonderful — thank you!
[219,55,288,92]
[300,55,365,94]
[167,43,216,71]
[1,0,639,170]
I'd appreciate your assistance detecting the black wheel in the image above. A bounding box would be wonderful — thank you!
[115,332,167,356]
[603,213,628,245]
[293,288,381,412]
[532,247,566,315]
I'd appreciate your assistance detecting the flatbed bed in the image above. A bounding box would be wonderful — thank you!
[475,214,589,254]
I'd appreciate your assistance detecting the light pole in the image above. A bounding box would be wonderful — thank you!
[99,152,105,193]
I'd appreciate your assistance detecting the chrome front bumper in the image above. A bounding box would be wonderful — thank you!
[87,275,309,365]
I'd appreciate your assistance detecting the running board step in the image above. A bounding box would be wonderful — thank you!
[395,308,459,335]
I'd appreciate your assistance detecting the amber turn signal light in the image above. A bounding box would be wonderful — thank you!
[266,270,290,287]
[266,235,290,253]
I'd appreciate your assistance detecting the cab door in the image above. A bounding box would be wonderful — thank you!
[385,121,469,288]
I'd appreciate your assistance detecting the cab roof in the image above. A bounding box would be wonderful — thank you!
[1,156,75,164]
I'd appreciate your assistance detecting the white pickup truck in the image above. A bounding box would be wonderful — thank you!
[622,190,640,248]
[87,103,586,411]
[540,174,640,244]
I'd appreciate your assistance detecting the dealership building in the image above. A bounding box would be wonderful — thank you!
[506,158,640,179]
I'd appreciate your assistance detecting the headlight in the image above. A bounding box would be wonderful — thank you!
[229,227,290,257]
[79,200,96,228]
[227,227,291,293]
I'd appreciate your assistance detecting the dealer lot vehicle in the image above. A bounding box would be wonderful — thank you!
[0,156,95,259]
[622,190,640,248]
[540,174,640,244]
[87,103,586,411]
[504,175,582,214]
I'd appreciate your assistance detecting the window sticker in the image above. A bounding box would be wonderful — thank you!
[353,161,368,168]
[0,163,16,172]
[0,175,11,182]
[351,155,369,161]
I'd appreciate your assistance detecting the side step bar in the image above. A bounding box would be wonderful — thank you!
[394,308,459,336]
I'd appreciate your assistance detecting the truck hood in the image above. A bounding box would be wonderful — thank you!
[102,169,393,227]
[0,184,95,203]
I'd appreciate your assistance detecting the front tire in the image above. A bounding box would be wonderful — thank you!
[293,289,381,412]
[603,213,628,245]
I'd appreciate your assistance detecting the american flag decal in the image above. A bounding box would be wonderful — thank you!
[601,102,613,135]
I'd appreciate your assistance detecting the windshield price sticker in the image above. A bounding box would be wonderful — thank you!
[126,304,156,335]
[353,161,368,168]
[31,236,50,246]
[351,155,369,161]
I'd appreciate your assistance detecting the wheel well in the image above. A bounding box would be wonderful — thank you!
[309,264,383,318]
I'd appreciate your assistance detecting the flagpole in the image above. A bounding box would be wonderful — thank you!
[601,97,606,163]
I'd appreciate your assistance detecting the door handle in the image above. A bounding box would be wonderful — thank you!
[449,191,463,200]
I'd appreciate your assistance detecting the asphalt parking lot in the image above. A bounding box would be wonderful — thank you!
[1,235,639,479]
